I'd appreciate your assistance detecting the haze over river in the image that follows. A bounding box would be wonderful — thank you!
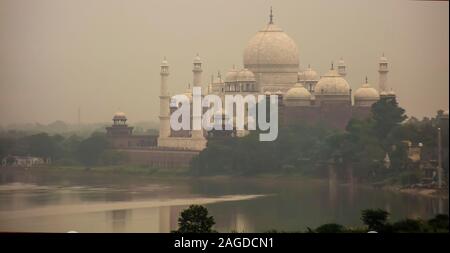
[0,169,447,232]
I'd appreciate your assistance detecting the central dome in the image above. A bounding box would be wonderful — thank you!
[243,23,299,70]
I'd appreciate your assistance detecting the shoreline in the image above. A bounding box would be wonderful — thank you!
[1,165,448,199]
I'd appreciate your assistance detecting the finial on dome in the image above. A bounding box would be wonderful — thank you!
[218,70,221,78]
[331,61,334,70]
[308,64,311,68]
[269,6,274,24]
[365,76,368,83]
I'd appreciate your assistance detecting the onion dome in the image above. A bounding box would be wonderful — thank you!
[161,57,169,66]
[225,66,239,82]
[193,54,201,64]
[314,67,350,95]
[113,111,127,121]
[302,65,319,82]
[236,68,256,82]
[354,79,380,101]
[285,83,312,100]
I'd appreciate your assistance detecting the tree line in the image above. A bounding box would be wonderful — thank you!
[0,132,128,168]
[174,205,449,233]
[191,97,449,184]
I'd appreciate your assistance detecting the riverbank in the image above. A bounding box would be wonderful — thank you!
[2,165,448,199]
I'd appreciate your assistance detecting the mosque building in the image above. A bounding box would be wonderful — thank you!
[106,9,396,167]
[156,9,394,146]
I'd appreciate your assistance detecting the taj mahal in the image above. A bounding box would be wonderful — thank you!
[106,9,397,167]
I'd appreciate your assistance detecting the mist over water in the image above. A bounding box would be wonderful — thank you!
[0,169,447,232]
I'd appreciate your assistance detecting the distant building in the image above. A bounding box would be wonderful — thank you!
[1,155,50,167]
[107,9,401,168]
[105,112,198,168]
[106,112,157,148]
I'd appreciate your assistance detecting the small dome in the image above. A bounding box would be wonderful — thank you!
[193,54,201,63]
[388,90,396,96]
[314,69,350,95]
[236,68,256,82]
[380,55,388,63]
[302,66,319,81]
[275,90,283,95]
[354,83,380,101]
[113,111,127,120]
[264,91,272,96]
[161,57,169,66]
[213,71,224,84]
[213,76,224,84]
[285,83,311,100]
[225,67,239,82]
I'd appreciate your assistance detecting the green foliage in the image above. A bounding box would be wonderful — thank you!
[361,209,390,231]
[314,223,346,233]
[77,133,110,167]
[371,96,407,141]
[191,125,333,176]
[191,97,415,180]
[175,205,216,233]
[391,219,428,233]
[24,133,59,158]
[428,214,449,232]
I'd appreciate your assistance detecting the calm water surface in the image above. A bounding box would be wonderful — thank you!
[0,169,447,232]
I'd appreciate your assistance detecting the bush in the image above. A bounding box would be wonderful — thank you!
[361,209,389,232]
[174,205,216,233]
[392,219,428,233]
[427,214,449,232]
[315,223,346,233]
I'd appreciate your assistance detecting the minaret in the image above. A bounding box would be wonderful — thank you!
[191,54,205,142]
[337,57,346,77]
[158,57,170,141]
[193,53,202,88]
[378,53,389,93]
[269,6,274,24]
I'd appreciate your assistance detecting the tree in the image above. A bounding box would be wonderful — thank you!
[25,133,58,158]
[175,205,216,233]
[315,223,346,233]
[371,97,407,141]
[392,219,427,233]
[361,209,389,232]
[428,214,449,232]
[77,133,110,168]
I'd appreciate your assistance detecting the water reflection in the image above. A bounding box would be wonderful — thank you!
[0,169,448,232]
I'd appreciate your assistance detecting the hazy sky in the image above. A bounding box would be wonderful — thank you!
[0,0,448,125]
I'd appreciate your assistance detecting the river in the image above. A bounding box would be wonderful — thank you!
[0,168,447,232]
